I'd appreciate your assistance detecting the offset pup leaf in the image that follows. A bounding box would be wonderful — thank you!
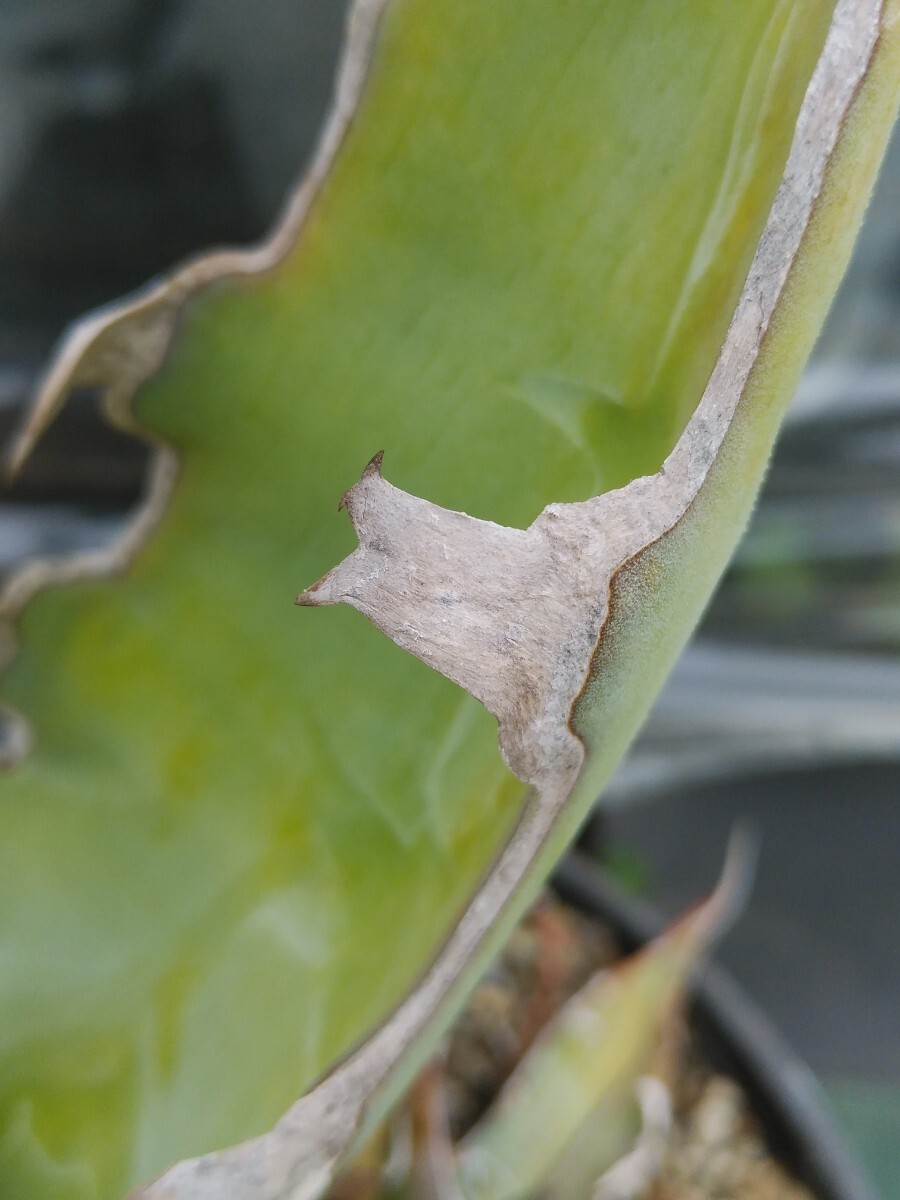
[0,2,897,1200]
[457,839,752,1200]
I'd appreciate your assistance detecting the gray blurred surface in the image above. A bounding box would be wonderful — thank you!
[607,764,900,1081]
[0,0,349,352]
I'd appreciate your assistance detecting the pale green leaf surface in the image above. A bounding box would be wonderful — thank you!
[458,891,730,1200]
[0,1,875,1197]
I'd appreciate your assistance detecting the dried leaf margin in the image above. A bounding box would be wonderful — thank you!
[0,0,391,653]
[1,0,896,1198]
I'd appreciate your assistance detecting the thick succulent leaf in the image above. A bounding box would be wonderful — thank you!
[0,2,897,1200]
[457,844,749,1200]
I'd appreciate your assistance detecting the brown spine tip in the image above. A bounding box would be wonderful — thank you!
[339,451,385,511]
[295,583,323,606]
[365,449,385,475]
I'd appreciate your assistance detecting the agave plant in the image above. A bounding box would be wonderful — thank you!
[1,1,898,1198]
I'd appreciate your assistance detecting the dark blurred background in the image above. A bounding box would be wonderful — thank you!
[0,2,897,1193]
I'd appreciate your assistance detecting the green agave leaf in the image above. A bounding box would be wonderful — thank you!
[1,2,897,1199]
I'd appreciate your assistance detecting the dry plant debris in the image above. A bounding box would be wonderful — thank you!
[640,1074,812,1200]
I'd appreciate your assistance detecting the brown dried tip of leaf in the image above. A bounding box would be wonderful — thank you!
[293,449,607,788]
